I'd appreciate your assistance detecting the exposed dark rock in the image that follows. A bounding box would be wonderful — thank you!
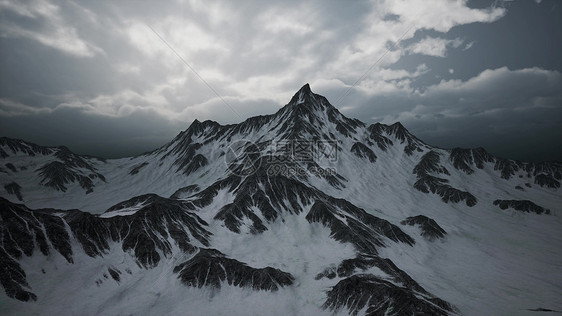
[323,274,456,316]
[0,137,53,157]
[55,146,100,170]
[214,172,315,234]
[493,200,550,215]
[494,159,521,180]
[471,147,496,168]
[0,199,73,262]
[306,199,414,255]
[4,182,23,201]
[173,248,294,291]
[515,185,525,191]
[316,255,429,295]
[367,124,394,151]
[443,146,562,186]
[351,142,377,163]
[108,268,121,282]
[5,163,17,172]
[412,150,476,206]
[128,162,149,175]
[534,174,560,189]
[367,122,423,156]
[28,144,106,194]
[314,265,337,280]
[0,195,212,300]
[414,175,477,206]
[180,154,208,176]
[0,247,37,301]
[527,308,561,312]
[196,164,413,256]
[449,148,475,174]
[400,215,447,241]
[37,161,94,192]
[93,195,211,267]
[170,185,200,199]
[413,151,449,176]
[449,147,495,174]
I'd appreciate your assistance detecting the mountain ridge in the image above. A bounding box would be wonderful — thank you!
[1,84,561,315]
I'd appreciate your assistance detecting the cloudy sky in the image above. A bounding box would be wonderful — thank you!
[1,0,561,161]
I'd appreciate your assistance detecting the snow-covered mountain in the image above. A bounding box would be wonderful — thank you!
[1,84,561,315]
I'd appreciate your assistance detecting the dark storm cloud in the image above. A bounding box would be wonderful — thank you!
[1,0,560,162]
[338,67,562,162]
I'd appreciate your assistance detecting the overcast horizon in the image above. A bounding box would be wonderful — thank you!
[1,0,561,162]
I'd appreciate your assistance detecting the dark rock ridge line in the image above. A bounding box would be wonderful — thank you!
[4,182,22,201]
[493,200,550,215]
[323,274,457,316]
[0,137,53,158]
[187,164,413,254]
[449,147,561,188]
[174,248,294,291]
[143,84,432,193]
[0,196,210,301]
[1,138,106,193]
[170,184,200,199]
[314,255,458,313]
[351,142,377,163]
[400,215,447,241]
[5,163,17,172]
[413,151,477,207]
[128,162,149,175]
[316,255,434,294]
[367,122,425,156]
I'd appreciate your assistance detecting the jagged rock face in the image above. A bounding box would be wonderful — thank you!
[305,199,414,255]
[1,138,106,196]
[323,274,456,316]
[0,137,53,157]
[493,200,550,215]
[449,147,562,186]
[535,174,561,189]
[4,182,22,201]
[413,151,477,207]
[401,215,447,241]
[351,142,377,163]
[0,196,211,300]
[413,151,450,176]
[367,122,424,156]
[128,162,148,175]
[173,248,294,291]
[170,184,200,199]
[414,174,477,206]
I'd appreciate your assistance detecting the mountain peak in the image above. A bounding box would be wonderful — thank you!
[299,83,312,94]
[289,83,315,105]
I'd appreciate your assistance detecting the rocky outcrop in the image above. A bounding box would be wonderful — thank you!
[413,151,477,207]
[351,142,377,163]
[0,196,211,301]
[174,248,294,291]
[4,182,22,201]
[323,274,457,316]
[401,215,447,241]
[493,200,550,215]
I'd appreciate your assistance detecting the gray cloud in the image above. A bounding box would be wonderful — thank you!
[1,0,560,162]
[339,67,562,161]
